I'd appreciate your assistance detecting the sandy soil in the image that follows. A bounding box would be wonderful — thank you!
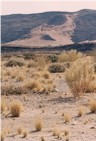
[2,74,96,141]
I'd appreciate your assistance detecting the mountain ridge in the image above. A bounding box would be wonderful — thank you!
[1,9,96,47]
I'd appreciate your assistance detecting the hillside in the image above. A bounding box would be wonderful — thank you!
[1,9,96,47]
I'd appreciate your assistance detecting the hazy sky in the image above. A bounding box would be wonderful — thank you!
[1,0,96,15]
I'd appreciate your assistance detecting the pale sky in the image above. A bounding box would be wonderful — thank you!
[1,0,96,15]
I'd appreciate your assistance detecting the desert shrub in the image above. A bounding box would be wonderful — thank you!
[17,127,23,135]
[10,101,23,117]
[78,107,84,117]
[25,80,43,92]
[22,129,28,138]
[27,63,37,68]
[5,60,24,67]
[64,129,69,136]
[59,50,83,62]
[47,55,58,63]
[48,64,65,73]
[89,100,96,113]
[42,72,50,79]
[93,63,96,72]
[1,100,7,114]
[35,118,43,131]
[1,132,5,141]
[23,53,35,60]
[64,114,71,123]
[1,85,25,95]
[41,136,45,141]
[65,58,96,97]
[53,127,60,138]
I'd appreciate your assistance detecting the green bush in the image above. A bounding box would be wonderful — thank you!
[48,64,65,73]
[47,55,58,63]
[5,60,24,67]
[23,53,35,60]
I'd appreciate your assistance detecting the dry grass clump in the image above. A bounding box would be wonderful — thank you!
[22,129,28,138]
[17,127,23,135]
[41,136,45,141]
[53,127,61,138]
[48,64,65,73]
[26,80,43,92]
[1,84,24,95]
[64,114,71,123]
[65,58,96,97]
[89,100,96,113]
[35,118,43,131]
[64,129,69,136]
[59,50,83,62]
[1,100,7,114]
[10,101,23,117]
[78,107,84,117]
[5,60,24,67]
[42,72,50,79]
[1,132,5,141]
[23,53,35,60]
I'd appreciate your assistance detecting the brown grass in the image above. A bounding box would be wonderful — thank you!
[26,80,43,92]
[10,101,23,117]
[64,114,71,123]
[78,107,84,117]
[65,57,96,97]
[22,129,28,138]
[1,100,7,114]
[89,100,96,113]
[1,132,5,141]
[59,50,83,62]
[17,127,23,135]
[35,118,43,131]
[64,129,69,136]
[41,136,45,141]
[53,127,61,138]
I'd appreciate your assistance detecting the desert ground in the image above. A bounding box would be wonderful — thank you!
[1,50,96,141]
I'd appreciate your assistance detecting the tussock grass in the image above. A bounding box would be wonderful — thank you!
[64,129,69,136]
[1,100,7,114]
[35,118,43,131]
[22,129,28,138]
[1,132,5,141]
[53,127,61,138]
[26,80,43,92]
[41,136,45,141]
[17,127,23,135]
[64,114,71,123]
[10,101,23,117]
[65,58,96,97]
[78,107,84,117]
[59,50,83,62]
[89,100,96,113]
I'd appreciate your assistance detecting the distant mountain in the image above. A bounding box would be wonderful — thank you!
[1,9,96,47]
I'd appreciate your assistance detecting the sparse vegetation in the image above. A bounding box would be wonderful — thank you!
[65,58,96,97]
[59,50,83,62]
[89,100,96,113]
[17,127,23,135]
[5,60,24,67]
[78,107,84,117]
[35,118,43,131]
[64,114,70,123]
[41,136,45,141]
[53,127,61,138]
[22,129,28,138]
[64,129,69,136]
[1,132,5,141]
[10,101,23,117]
[48,64,65,73]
